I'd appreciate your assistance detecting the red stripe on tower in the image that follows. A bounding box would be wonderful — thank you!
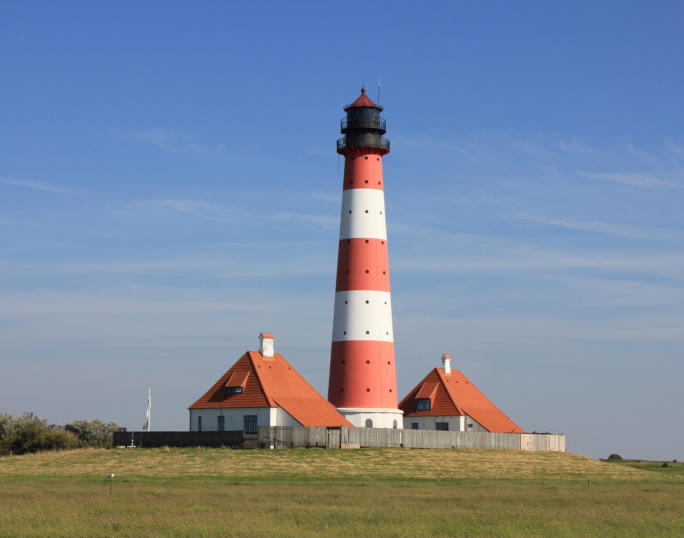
[327,88,403,429]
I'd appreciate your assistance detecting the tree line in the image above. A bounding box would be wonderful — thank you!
[0,412,121,455]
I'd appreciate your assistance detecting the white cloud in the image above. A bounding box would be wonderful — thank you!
[625,143,660,166]
[0,177,70,194]
[392,134,492,167]
[311,192,339,202]
[270,211,337,227]
[518,214,684,240]
[0,254,333,279]
[132,128,181,150]
[393,249,684,278]
[134,198,337,228]
[154,199,217,215]
[131,129,232,156]
[665,140,684,160]
[556,139,603,155]
[577,171,679,188]
[128,198,240,223]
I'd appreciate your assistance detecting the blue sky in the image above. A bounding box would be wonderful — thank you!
[1,1,683,459]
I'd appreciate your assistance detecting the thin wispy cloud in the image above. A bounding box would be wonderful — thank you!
[665,140,684,160]
[508,139,554,162]
[392,134,492,167]
[556,139,604,156]
[131,129,231,156]
[393,250,684,278]
[577,171,679,188]
[0,177,70,194]
[154,199,217,215]
[311,192,339,202]
[625,143,660,166]
[518,214,684,240]
[133,128,180,150]
[128,198,240,223]
[270,211,337,227]
[136,198,337,228]
[0,256,332,280]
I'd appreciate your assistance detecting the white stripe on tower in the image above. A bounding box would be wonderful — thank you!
[332,290,393,342]
[339,189,387,240]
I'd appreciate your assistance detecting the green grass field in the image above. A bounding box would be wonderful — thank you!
[1,448,682,536]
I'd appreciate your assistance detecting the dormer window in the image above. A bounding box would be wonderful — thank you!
[415,382,437,411]
[416,398,431,411]
[224,371,249,395]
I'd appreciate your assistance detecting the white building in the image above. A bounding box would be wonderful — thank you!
[399,354,524,433]
[188,333,351,433]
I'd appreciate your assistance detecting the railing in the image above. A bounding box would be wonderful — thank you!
[337,137,390,152]
[341,117,386,132]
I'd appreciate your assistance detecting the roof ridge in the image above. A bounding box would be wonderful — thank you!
[247,350,277,406]
[188,352,269,409]
[438,367,523,433]
[435,368,464,415]
[274,353,330,397]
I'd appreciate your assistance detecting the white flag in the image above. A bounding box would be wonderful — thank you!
[143,388,151,431]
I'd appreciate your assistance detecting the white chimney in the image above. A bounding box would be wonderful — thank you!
[259,332,274,357]
[441,353,451,375]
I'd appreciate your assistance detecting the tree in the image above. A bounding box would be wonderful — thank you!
[65,419,121,448]
[0,413,119,455]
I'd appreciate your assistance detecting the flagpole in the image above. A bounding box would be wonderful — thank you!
[143,388,151,432]
[147,388,151,432]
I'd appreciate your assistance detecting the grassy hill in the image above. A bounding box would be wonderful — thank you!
[1,448,682,536]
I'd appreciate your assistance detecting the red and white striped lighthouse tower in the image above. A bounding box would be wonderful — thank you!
[327,88,403,429]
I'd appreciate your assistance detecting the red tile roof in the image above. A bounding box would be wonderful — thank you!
[348,87,377,108]
[399,368,524,433]
[189,351,352,427]
[225,371,250,388]
[415,383,438,400]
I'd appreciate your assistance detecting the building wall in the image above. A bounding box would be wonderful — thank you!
[339,408,403,429]
[189,407,299,432]
[270,407,300,427]
[405,415,487,432]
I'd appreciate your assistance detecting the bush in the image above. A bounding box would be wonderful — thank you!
[0,412,119,455]
[661,462,669,468]
[65,419,121,448]
[606,453,623,461]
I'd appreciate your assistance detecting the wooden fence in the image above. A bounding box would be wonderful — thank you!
[258,427,565,452]
[113,428,565,452]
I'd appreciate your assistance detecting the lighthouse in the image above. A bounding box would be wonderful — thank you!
[327,88,403,429]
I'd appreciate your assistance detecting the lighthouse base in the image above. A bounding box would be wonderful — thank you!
[336,408,404,429]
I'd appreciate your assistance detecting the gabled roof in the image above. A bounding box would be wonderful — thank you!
[398,368,524,433]
[225,371,250,388]
[415,383,438,400]
[189,351,352,427]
